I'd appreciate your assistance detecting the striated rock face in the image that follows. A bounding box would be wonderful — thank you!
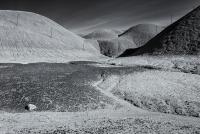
[0,10,102,63]
[122,6,200,56]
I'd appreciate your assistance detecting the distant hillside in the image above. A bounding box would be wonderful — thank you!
[0,10,102,63]
[83,29,134,57]
[77,33,85,37]
[83,25,163,57]
[84,29,121,40]
[112,30,124,35]
[119,24,163,47]
[121,6,200,56]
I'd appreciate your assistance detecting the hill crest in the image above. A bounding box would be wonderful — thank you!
[0,10,102,63]
[123,6,200,56]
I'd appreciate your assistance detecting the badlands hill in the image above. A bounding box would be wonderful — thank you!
[121,6,200,56]
[119,24,163,47]
[83,29,123,40]
[0,10,101,63]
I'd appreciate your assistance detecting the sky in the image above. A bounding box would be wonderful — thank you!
[0,0,199,34]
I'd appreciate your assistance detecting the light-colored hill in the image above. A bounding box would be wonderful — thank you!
[83,25,163,57]
[119,24,163,47]
[123,6,200,56]
[84,29,137,57]
[83,29,121,40]
[77,33,85,37]
[111,30,124,35]
[0,10,102,63]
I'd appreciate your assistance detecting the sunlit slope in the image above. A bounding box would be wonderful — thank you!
[119,24,163,47]
[84,29,122,40]
[0,10,101,63]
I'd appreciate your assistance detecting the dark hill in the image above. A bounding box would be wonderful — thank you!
[121,6,200,56]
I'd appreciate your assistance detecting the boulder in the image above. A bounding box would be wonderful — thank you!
[25,104,37,111]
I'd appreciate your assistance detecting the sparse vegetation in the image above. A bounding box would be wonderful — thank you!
[125,6,200,56]
[98,70,200,117]
[1,4,200,134]
[0,62,147,112]
[13,117,200,133]
[0,11,102,63]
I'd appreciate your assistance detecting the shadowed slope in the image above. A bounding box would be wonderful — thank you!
[119,24,163,47]
[85,24,162,57]
[0,10,102,63]
[98,38,137,57]
[83,29,136,57]
[122,6,200,56]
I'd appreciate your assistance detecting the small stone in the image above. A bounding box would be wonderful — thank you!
[25,104,37,111]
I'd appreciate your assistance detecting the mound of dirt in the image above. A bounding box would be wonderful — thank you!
[83,29,136,57]
[84,24,163,57]
[119,24,163,47]
[122,6,200,56]
[98,38,137,57]
[84,29,121,40]
[0,10,102,63]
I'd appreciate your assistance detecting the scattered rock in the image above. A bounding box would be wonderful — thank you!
[25,104,37,111]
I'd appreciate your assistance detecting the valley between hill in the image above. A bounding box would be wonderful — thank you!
[0,60,200,133]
